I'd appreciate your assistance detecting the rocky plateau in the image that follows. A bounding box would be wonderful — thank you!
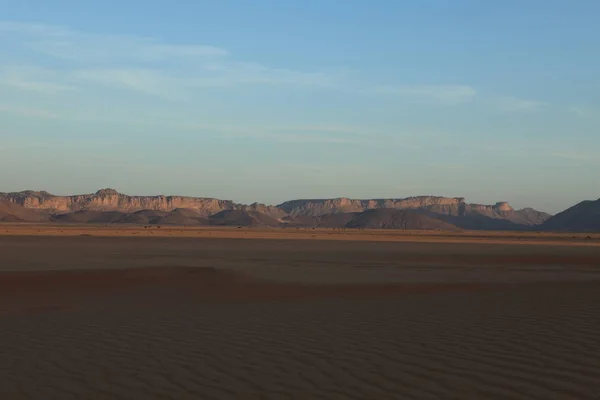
[2,188,595,231]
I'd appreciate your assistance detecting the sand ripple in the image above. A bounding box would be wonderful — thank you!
[2,284,600,399]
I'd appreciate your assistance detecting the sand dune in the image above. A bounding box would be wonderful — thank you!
[1,231,600,399]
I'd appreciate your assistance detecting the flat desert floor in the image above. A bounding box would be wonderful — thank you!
[1,226,600,399]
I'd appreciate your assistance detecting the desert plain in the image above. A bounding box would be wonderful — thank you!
[1,225,600,399]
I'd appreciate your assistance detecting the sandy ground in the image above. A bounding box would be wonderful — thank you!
[1,227,600,399]
[2,223,600,246]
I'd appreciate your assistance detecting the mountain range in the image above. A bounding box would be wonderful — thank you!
[0,188,598,231]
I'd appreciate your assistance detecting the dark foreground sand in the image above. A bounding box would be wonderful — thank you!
[1,232,600,399]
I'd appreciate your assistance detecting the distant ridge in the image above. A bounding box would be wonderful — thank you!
[541,199,600,232]
[0,188,281,216]
[0,188,560,231]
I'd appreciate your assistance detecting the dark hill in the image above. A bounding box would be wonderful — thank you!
[52,211,127,224]
[318,212,360,228]
[541,199,600,232]
[116,210,169,224]
[210,210,281,227]
[281,213,359,228]
[155,209,209,226]
[345,209,460,230]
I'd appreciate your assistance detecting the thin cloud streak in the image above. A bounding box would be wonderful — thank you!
[179,123,424,148]
[275,125,373,135]
[0,20,227,62]
[0,104,59,118]
[0,66,76,93]
[569,105,596,118]
[2,21,480,101]
[496,96,547,112]
[550,152,599,162]
[0,21,70,36]
[372,84,476,105]
[72,68,184,100]
[1,20,337,95]
[211,128,369,146]
[4,79,74,93]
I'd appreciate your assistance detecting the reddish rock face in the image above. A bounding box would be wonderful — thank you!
[277,197,550,226]
[277,196,467,217]
[0,189,552,228]
[0,189,284,217]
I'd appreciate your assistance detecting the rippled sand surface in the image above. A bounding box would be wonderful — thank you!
[1,232,600,399]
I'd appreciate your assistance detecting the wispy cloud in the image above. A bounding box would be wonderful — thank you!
[427,164,467,170]
[170,122,379,146]
[569,105,595,118]
[1,20,553,121]
[0,21,227,63]
[0,20,338,98]
[3,21,476,101]
[0,21,69,36]
[4,79,74,93]
[550,152,599,162]
[372,85,476,105]
[266,133,364,145]
[496,96,547,112]
[0,66,75,93]
[246,162,381,179]
[0,104,59,118]
[72,68,183,100]
[140,122,427,149]
[29,36,228,64]
[219,127,368,145]
[275,125,371,135]
[188,62,337,87]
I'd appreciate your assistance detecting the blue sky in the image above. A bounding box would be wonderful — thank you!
[1,1,598,213]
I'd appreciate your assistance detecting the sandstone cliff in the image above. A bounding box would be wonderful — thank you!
[0,189,552,229]
[0,200,49,222]
[277,197,550,226]
[0,189,284,218]
[278,196,466,217]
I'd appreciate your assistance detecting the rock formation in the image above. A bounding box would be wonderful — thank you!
[345,209,460,230]
[541,199,600,232]
[0,188,284,217]
[278,196,465,217]
[0,200,49,222]
[0,188,554,230]
[277,197,550,227]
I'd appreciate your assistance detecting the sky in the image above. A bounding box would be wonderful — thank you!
[1,0,599,213]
